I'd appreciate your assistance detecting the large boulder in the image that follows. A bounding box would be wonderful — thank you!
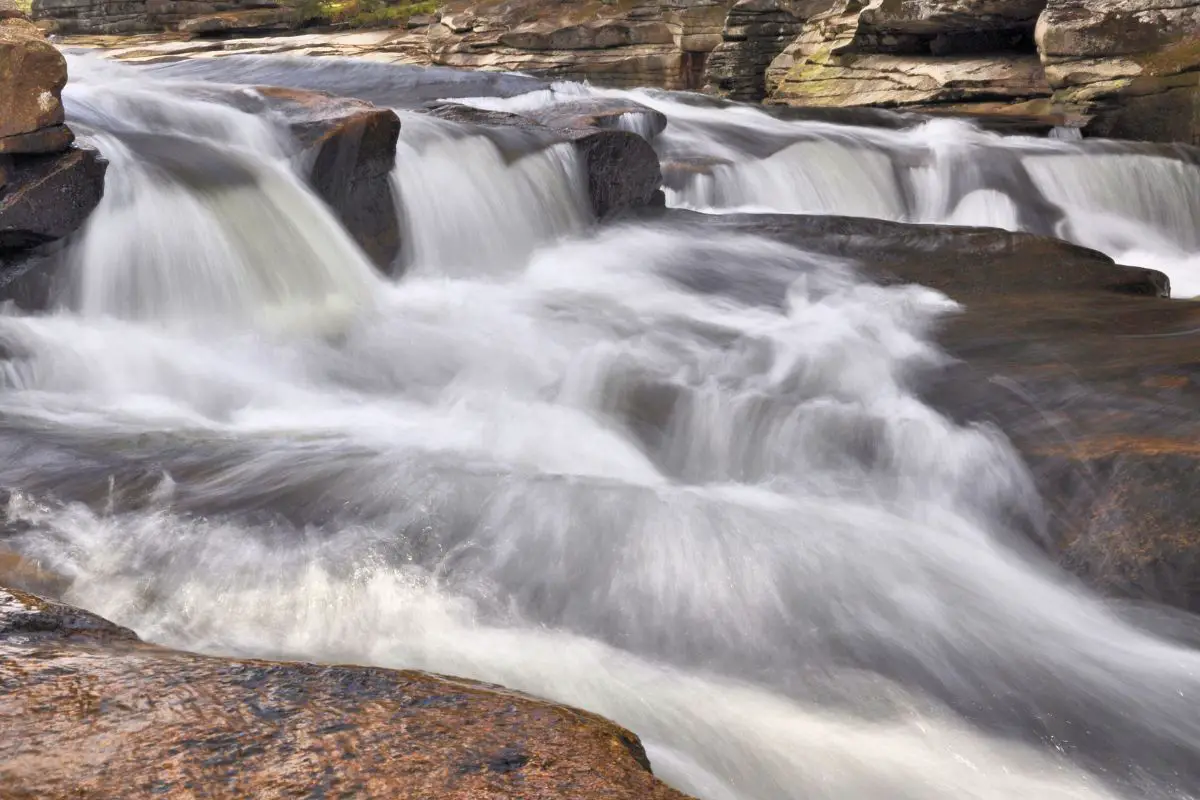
[1036,0,1200,145]
[0,18,68,151]
[0,584,693,800]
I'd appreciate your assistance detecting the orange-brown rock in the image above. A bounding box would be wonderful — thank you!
[0,585,693,800]
[0,17,68,146]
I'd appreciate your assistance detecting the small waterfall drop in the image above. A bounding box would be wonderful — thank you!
[61,55,382,330]
[391,113,591,276]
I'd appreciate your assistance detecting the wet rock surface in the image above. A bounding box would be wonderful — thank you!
[643,208,1200,612]
[0,585,692,800]
[250,86,403,272]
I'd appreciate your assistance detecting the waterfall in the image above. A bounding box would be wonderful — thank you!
[61,55,382,330]
[391,113,591,276]
[2,55,1200,800]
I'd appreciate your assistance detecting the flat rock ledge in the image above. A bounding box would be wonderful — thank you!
[0,583,693,800]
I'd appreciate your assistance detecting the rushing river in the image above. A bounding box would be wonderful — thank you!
[3,52,1200,800]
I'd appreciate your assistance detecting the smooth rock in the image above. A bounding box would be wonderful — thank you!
[0,146,107,252]
[177,6,297,35]
[0,585,693,800]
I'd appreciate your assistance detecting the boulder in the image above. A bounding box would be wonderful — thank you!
[1036,0,1200,145]
[0,585,693,800]
[0,147,107,252]
[226,86,403,273]
[0,19,67,146]
[426,103,664,220]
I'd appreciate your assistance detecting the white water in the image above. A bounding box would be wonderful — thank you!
[2,55,1200,800]
[391,113,591,275]
[460,84,1200,297]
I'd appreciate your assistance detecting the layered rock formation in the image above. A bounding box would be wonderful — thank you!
[767,0,1200,143]
[0,583,692,800]
[767,0,1055,116]
[0,11,105,259]
[427,0,736,89]
[1037,0,1200,144]
[32,0,288,35]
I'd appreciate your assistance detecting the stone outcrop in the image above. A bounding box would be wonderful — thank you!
[1036,0,1200,145]
[767,0,1055,117]
[427,0,737,89]
[0,11,105,262]
[32,0,284,35]
[427,100,664,220]
[0,584,693,800]
[702,0,821,102]
[766,0,1200,142]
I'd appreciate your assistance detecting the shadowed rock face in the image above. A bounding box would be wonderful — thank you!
[0,584,693,800]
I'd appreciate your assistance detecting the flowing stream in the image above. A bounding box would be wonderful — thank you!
[3,53,1200,800]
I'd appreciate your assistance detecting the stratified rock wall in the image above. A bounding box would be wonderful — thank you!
[766,0,1200,143]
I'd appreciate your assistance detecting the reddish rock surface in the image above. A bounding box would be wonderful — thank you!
[0,585,693,800]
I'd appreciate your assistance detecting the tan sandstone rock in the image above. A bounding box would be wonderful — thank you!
[0,20,68,146]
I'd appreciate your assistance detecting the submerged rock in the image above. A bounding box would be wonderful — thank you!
[0,584,692,800]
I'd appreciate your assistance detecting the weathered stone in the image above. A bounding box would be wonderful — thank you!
[0,123,73,155]
[0,21,67,143]
[0,585,694,800]
[0,0,28,19]
[703,0,808,101]
[0,147,107,252]
[32,0,281,35]
[1036,0,1200,144]
[428,0,740,90]
[767,0,1053,112]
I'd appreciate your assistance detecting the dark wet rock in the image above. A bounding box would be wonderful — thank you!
[0,584,693,800]
[525,98,670,140]
[427,102,663,221]
[225,86,402,273]
[0,146,107,252]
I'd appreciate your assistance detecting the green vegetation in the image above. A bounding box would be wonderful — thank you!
[15,0,33,13]
[295,0,438,28]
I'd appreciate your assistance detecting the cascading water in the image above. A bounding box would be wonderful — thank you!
[4,53,1200,800]
[460,83,1200,296]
